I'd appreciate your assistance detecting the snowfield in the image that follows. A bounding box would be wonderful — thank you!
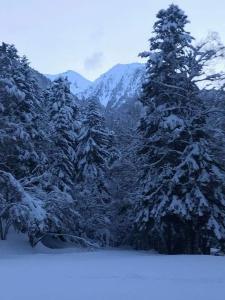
[0,234,225,300]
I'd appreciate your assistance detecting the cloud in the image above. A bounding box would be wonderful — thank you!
[84,52,104,71]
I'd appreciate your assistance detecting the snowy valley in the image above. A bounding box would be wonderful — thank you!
[1,2,225,300]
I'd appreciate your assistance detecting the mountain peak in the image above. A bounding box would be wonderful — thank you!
[102,62,144,75]
[45,63,145,108]
[45,70,91,94]
[83,63,145,108]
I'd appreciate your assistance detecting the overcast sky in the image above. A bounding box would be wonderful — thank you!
[0,0,224,80]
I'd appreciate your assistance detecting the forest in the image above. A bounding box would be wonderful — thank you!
[1,4,225,256]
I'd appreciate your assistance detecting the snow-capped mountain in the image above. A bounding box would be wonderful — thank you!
[45,70,91,94]
[46,63,145,109]
[82,63,145,109]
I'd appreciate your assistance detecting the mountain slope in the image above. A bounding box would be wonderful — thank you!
[81,63,145,109]
[32,69,51,90]
[45,70,91,94]
[45,64,146,109]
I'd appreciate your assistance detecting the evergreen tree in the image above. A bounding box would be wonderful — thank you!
[76,99,111,197]
[45,77,80,194]
[0,43,44,179]
[0,43,50,243]
[26,77,81,245]
[134,4,225,254]
[75,99,114,245]
[0,170,46,241]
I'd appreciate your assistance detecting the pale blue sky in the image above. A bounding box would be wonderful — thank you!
[0,0,224,80]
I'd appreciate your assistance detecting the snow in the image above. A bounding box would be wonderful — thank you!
[83,63,145,107]
[162,114,184,131]
[45,70,91,94]
[1,234,225,300]
[47,63,145,108]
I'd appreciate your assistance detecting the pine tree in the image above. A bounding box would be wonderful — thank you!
[0,43,44,179]
[45,77,80,194]
[134,4,225,254]
[75,99,114,245]
[24,77,81,245]
[76,99,111,195]
[0,43,52,244]
[0,170,46,241]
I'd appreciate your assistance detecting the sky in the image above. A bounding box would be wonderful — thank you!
[0,0,225,80]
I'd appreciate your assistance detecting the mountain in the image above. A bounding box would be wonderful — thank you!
[81,63,145,109]
[45,70,91,94]
[32,69,51,90]
[45,63,145,109]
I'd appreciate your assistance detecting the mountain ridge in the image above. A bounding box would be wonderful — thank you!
[45,63,146,109]
[45,70,91,95]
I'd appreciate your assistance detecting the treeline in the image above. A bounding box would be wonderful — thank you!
[1,4,225,254]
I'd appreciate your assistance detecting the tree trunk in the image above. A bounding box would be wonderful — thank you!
[0,217,10,240]
[3,220,11,240]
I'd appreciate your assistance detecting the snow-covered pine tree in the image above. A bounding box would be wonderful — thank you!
[0,43,52,244]
[76,99,111,197]
[45,77,80,194]
[29,77,81,244]
[0,170,46,241]
[0,43,44,179]
[0,44,82,246]
[75,98,114,245]
[109,128,139,246]
[134,4,225,254]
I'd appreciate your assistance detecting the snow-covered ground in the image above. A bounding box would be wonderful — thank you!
[0,234,225,300]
